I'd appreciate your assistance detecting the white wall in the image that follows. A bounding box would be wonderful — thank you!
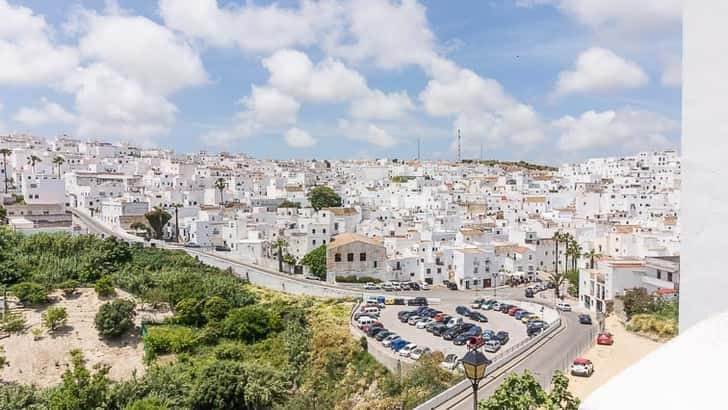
[681,1,728,333]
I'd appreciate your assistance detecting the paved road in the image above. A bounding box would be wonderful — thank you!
[72,207,597,408]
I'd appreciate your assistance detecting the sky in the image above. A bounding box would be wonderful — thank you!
[0,0,682,163]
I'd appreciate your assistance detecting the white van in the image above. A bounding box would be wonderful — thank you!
[362,306,380,317]
[357,316,376,328]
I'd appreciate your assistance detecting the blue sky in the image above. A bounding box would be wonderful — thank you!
[0,0,681,163]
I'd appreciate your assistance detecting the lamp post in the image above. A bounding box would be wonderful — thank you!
[461,347,488,410]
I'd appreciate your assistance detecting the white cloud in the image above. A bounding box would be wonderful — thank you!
[516,0,681,34]
[262,49,368,103]
[324,0,437,69]
[661,57,681,87]
[420,65,545,151]
[76,11,207,94]
[243,86,300,125]
[159,0,342,53]
[0,0,78,85]
[284,127,317,148]
[553,47,648,97]
[553,108,678,152]
[64,63,177,141]
[338,120,397,147]
[350,90,414,120]
[13,98,75,126]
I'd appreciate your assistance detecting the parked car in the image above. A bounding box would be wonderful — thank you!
[467,335,485,349]
[416,317,434,329]
[445,317,463,328]
[419,282,431,291]
[382,335,400,347]
[597,332,614,345]
[391,339,409,352]
[481,300,496,310]
[508,306,520,316]
[570,357,594,377]
[455,305,471,316]
[382,283,394,291]
[471,298,485,309]
[447,282,458,290]
[304,275,321,281]
[482,329,496,341]
[431,323,449,336]
[392,283,402,291]
[361,322,383,333]
[399,312,415,323]
[491,302,501,311]
[399,343,418,357]
[440,353,460,371]
[579,314,593,325]
[494,331,510,345]
[524,288,534,298]
[514,310,529,320]
[522,314,540,324]
[556,302,572,312]
[375,330,393,341]
[443,323,475,341]
[364,282,381,290]
[484,339,501,353]
[410,346,431,360]
[527,319,548,328]
[500,304,514,313]
[368,326,387,337]
[527,322,546,337]
[410,282,421,291]
[470,312,488,322]
[454,327,482,345]
[407,315,422,325]
[436,314,452,323]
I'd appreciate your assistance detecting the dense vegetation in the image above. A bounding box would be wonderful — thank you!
[0,230,457,409]
[300,245,327,279]
[461,159,559,172]
[307,186,342,211]
[621,287,678,338]
[478,371,579,410]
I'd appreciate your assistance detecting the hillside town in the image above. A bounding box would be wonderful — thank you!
[0,133,680,315]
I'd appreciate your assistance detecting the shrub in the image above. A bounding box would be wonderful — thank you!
[222,306,278,343]
[42,307,68,331]
[95,299,136,339]
[10,282,47,305]
[144,325,200,359]
[335,275,382,284]
[1,312,26,333]
[31,327,43,341]
[203,296,230,322]
[173,298,203,327]
[59,279,80,297]
[94,276,116,298]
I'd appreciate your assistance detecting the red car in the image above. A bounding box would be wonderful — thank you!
[361,322,383,333]
[467,335,485,349]
[508,306,520,316]
[597,332,614,345]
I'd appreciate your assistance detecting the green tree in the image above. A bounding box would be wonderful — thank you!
[52,155,65,178]
[47,349,111,410]
[0,148,10,193]
[622,287,656,319]
[1,311,26,333]
[10,282,47,305]
[0,383,45,409]
[203,296,231,322]
[42,307,68,331]
[95,299,136,338]
[214,178,227,206]
[95,276,116,298]
[307,186,341,211]
[479,371,547,410]
[189,360,287,410]
[546,371,580,410]
[300,245,326,279]
[222,306,278,343]
[174,297,204,327]
[144,207,172,240]
[278,200,301,208]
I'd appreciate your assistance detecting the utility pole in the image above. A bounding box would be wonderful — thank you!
[417,138,421,161]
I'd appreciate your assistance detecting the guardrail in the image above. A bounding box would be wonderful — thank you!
[414,302,563,410]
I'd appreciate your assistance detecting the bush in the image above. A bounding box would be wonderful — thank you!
[222,306,279,343]
[95,299,136,339]
[59,279,80,297]
[95,276,116,298]
[144,325,200,359]
[335,275,382,284]
[627,314,678,338]
[203,296,230,322]
[10,282,47,305]
[42,307,68,331]
[173,298,204,327]
[1,312,26,333]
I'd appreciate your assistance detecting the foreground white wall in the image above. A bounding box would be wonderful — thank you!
[680,1,728,332]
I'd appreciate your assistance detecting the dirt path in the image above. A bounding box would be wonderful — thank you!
[0,288,168,387]
[567,315,662,399]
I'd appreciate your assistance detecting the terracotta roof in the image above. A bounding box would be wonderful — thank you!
[614,225,640,234]
[327,233,384,249]
[495,245,530,254]
[324,207,359,216]
[459,228,483,236]
[524,196,546,203]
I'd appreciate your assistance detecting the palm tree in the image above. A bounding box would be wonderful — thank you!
[214,178,227,206]
[584,248,602,269]
[0,148,10,193]
[273,238,288,273]
[568,241,583,272]
[551,231,566,298]
[52,156,65,178]
[561,233,573,274]
[171,203,183,242]
[26,155,41,175]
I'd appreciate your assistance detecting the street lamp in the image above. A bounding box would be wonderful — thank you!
[461,348,488,410]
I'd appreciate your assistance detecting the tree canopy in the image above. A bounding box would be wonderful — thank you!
[300,245,327,279]
[145,207,172,240]
[307,186,342,211]
[95,299,136,338]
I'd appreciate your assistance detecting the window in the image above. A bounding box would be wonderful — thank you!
[668,272,673,282]
[426,268,431,274]
[374,261,378,268]
[335,253,341,262]
[360,253,366,261]
[312,240,316,245]
[657,270,662,280]
[347,253,354,262]
[437,268,442,274]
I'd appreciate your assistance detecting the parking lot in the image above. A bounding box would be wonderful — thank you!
[374,299,529,362]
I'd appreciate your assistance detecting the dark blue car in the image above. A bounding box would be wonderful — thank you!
[391,339,409,351]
